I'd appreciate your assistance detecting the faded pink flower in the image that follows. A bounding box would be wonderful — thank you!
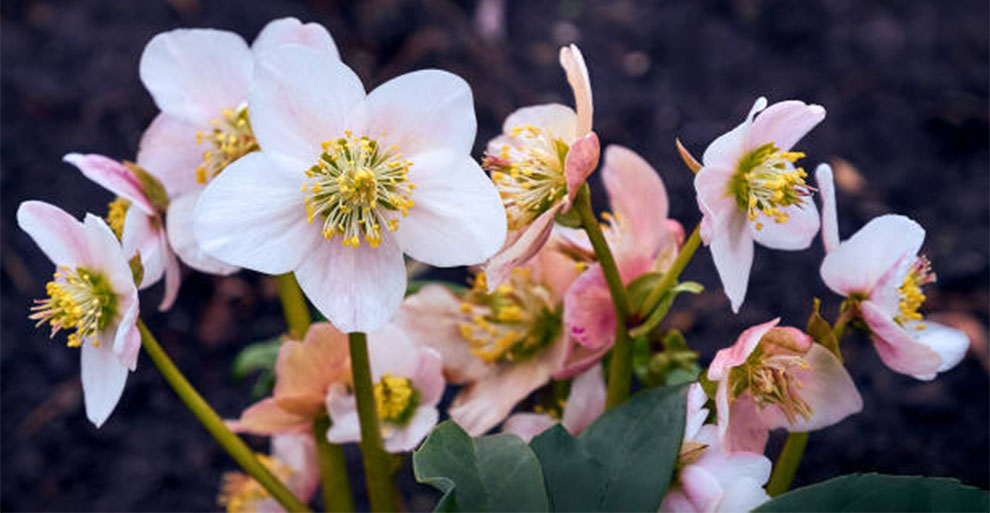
[138,17,339,275]
[707,318,862,453]
[218,433,320,513]
[695,97,825,312]
[17,201,141,427]
[482,45,601,290]
[501,364,607,442]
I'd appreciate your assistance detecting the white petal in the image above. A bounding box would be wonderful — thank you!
[325,383,361,444]
[747,100,826,153]
[498,104,577,143]
[820,214,924,297]
[137,113,206,198]
[17,201,90,268]
[120,207,164,289]
[383,406,438,453]
[815,163,840,253]
[166,191,239,275]
[912,320,970,375]
[749,198,820,250]
[82,214,135,298]
[559,44,593,136]
[702,97,766,169]
[709,212,754,313]
[251,17,340,61]
[80,341,129,428]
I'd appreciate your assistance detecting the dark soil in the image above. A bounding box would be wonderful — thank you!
[2,0,987,511]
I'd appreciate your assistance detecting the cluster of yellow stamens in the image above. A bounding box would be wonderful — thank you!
[896,256,935,330]
[483,124,569,231]
[303,131,415,248]
[373,373,418,424]
[105,197,131,240]
[457,269,560,364]
[217,453,293,513]
[730,329,813,424]
[731,143,811,229]
[195,106,258,184]
[30,267,116,348]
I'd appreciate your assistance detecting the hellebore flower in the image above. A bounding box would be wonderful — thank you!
[218,433,319,513]
[63,153,181,310]
[138,17,339,275]
[501,364,606,442]
[193,44,506,332]
[694,97,825,312]
[17,201,141,427]
[659,384,771,513]
[707,318,862,453]
[482,44,601,290]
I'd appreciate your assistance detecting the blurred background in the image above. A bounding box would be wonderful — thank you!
[2,0,987,510]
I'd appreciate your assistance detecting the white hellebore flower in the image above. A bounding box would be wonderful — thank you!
[194,45,507,332]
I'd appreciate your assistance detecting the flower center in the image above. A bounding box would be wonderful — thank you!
[217,453,293,513]
[458,269,561,364]
[106,197,131,240]
[195,106,258,185]
[373,373,418,424]
[896,256,935,330]
[303,132,415,249]
[730,143,811,229]
[483,124,570,231]
[30,267,117,348]
[730,337,812,424]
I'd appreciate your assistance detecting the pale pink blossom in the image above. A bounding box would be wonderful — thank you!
[482,45,601,290]
[501,364,606,442]
[63,153,181,310]
[706,318,862,453]
[694,97,825,312]
[217,433,320,512]
[659,384,771,513]
[17,201,141,427]
[193,44,506,332]
[138,17,339,275]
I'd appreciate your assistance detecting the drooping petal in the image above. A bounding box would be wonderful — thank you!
[136,113,206,198]
[693,165,737,245]
[383,406,438,453]
[483,207,557,292]
[747,100,826,153]
[820,215,924,297]
[722,391,771,454]
[392,150,506,266]
[559,44,593,136]
[497,104,577,145]
[562,131,600,206]
[815,163,840,253]
[158,237,182,311]
[749,198,820,251]
[861,301,942,380]
[272,434,321,503]
[561,364,606,435]
[63,153,155,214]
[708,213,754,313]
[702,97,766,170]
[911,320,970,375]
[166,191,240,275]
[120,207,164,289]
[139,28,252,125]
[111,291,141,372]
[229,398,311,436]
[251,17,340,61]
[17,201,90,268]
[708,318,781,381]
[552,339,610,379]
[449,358,553,436]
[601,145,669,253]
[563,263,615,350]
[273,322,351,409]
[80,341,129,428]
[502,413,556,443]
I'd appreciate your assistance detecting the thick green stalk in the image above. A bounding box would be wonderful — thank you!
[767,431,810,496]
[573,184,633,408]
[637,224,702,318]
[348,332,399,512]
[313,417,355,512]
[275,273,312,340]
[137,320,310,512]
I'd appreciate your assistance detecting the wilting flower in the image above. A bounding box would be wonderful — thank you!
[218,434,319,513]
[17,201,141,427]
[694,97,825,312]
[482,44,601,290]
[558,145,684,377]
[707,318,862,453]
[816,175,969,380]
[63,153,180,310]
[501,364,606,442]
[138,17,339,275]
[659,384,771,513]
[399,244,580,436]
[194,44,506,332]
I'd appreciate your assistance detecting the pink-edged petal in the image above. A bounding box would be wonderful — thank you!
[502,413,556,443]
[251,17,340,61]
[723,392,770,454]
[136,113,205,198]
[158,237,182,311]
[295,234,406,333]
[393,150,506,266]
[229,398,311,436]
[820,214,924,297]
[562,131,600,206]
[251,45,365,169]
[166,191,239,275]
[80,341,129,428]
[325,383,361,443]
[709,318,781,381]
[530,233,583,302]
[194,152,320,274]
[702,97,766,170]
[139,28,252,125]
[815,163,840,253]
[559,44,593,136]
[601,145,669,251]
[449,359,554,436]
[861,301,942,380]
[498,104,577,144]
[120,207,164,289]
[272,434,321,502]
[563,264,615,350]
[552,339,610,379]
[561,364,605,435]
[749,198,820,250]
[483,207,558,292]
[708,213,755,313]
[912,320,970,374]
[17,201,89,268]
[63,153,155,214]
[383,406,438,453]
[352,70,476,157]
[748,100,826,152]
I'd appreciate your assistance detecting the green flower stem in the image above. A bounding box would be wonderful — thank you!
[137,319,310,512]
[767,431,810,496]
[573,184,634,408]
[348,332,399,512]
[636,224,702,319]
[275,273,312,340]
[313,416,355,512]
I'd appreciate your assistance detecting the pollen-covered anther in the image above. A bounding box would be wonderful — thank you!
[897,255,936,330]
[29,266,117,348]
[373,373,418,424]
[303,132,414,249]
[105,197,131,240]
[195,106,258,185]
[732,143,812,229]
[732,340,813,424]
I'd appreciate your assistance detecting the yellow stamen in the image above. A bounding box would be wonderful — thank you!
[30,266,117,348]
[195,106,258,184]
[373,374,418,423]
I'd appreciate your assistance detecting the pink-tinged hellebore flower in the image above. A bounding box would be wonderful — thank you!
[659,384,771,513]
[17,201,141,427]
[218,433,319,513]
[193,45,506,332]
[816,175,969,380]
[482,44,601,290]
[63,153,181,311]
[398,244,580,436]
[707,318,862,453]
[138,17,339,275]
[695,97,826,312]
[557,145,684,377]
[501,364,606,442]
